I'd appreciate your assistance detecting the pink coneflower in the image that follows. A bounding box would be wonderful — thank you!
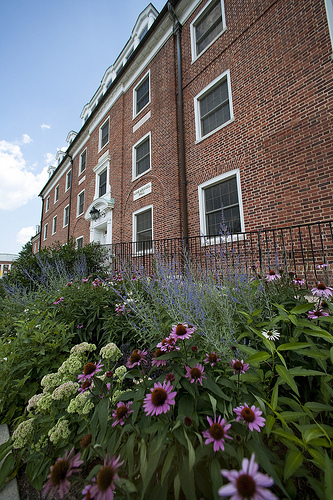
[53,297,64,305]
[65,281,73,287]
[89,455,124,500]
[218,453,277,500]
[111,402,133,427]
[126,349,148,369]
[311,282,333,299]
[82,483,94,499]
[316,262,328,269]
[231,359,250,375]
[204,352,221,366]
[308,309,330,320]
[156,336,180,352]
[170,323,197,340]
[77,324,84,329]
[42,447,83,499]
[78,380,93,393]
[293,277,305,286]
[185,363,207,386]
[78,360,104,383]
[165,372,175,382]
[151,348,167,367]
[234,404,266,432]
[202,414,232,452]
[143,380,177,416]
[265,270,281,282]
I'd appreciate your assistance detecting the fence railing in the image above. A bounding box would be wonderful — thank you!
[103,220,333,286]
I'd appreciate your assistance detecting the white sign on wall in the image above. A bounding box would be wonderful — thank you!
[133,182,152,201]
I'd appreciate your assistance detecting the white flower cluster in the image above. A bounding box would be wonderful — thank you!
[12,418,34,449]
[58,354,82,379]
[70,342,96,356]
[41,372,60,391]
[99,343,122,362]
[52,381,79,401]
[48,419,71,444]
[26,393,44,412]
[114,365,127,381]
[36,393,53,413]
[66,392,94,415]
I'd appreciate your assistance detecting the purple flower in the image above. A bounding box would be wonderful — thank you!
[316,262,328,269]
[204,352,221,366]
[126,349,148,369]
[65,282,72,287]
[43,447,83,499]
[156,336,180,352]
[311,282,333,299]
[293,277,305,286]
[308,309,330,320]
[77,324,84,329]
[234,404,266,432]
[78,380,93,393]
[185,363,207,386]
[218,453,277,499]
[170,323,197,340]
[202,414,232,452]
[82,483,94,499]
[230,359,250,375]
[143,380,177,416]
[265,270,281,282]
[78,360,104,383]
[89,454,124,500]
[111,402,133,427]
[152,348,167,367]
[53,297,64,305]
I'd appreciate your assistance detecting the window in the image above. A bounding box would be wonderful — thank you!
[100,119,109,150]
[198,170,244,238]
[44,223,48,240]
[45,196,50,212]
[133,206,153,253]
[191,0,225,60]
[134,73,150,116]
[80,150,86,174]
[52,216,57,235]
[194,70,233,141]
[63,205,70,227]
[325,0,333,52]
[99,169,107,197]
[54,185,59,203]
[66,170,72,191]
[133,133,151,179]
[139,25,148,41]
[76,237,83,249]
[77,191,85,216]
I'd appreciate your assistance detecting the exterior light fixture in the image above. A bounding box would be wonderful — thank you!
[89,206,100,221]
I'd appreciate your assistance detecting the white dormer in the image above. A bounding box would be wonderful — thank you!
[55,148,67,165]
[66,130,78,145]
[47,165,56,178]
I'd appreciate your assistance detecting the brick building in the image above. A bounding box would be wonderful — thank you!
[37,0,333,255]
[0,254,18,278]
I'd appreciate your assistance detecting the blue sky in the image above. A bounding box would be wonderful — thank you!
[0,0,166,255]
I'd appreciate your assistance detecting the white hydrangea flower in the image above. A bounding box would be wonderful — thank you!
[70,342,96,356]
[36,393,53,412]
[12,419,34,449]
[52,381,79,401]
[40,373,60,390]
[57,354,82,378]
[114,365,127,381]
[99,343,122,362]
[67,392,94,415]
[48,419,71,444]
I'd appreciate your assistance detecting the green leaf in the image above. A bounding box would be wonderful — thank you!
[245,352,271,364]
[208,394,217,415]
[325,452,333,499]
[284,450,303,480]
[203,376,231,401]
[184,431,196,471]
[277,342,310,351]
[290,303,312,314]
[271,383,279,411]
[304,402,333,412]
[276,364,299,396]
[303,329,333,343]
[174,474,181,500]
[272,429,304,447]
[233,343,257,356]
[0,453,15,489]
[289,367,326,377]
[266,415,275,436]
[303,426,327,443]
[161,446,176,485]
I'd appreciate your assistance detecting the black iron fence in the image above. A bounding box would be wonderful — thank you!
[103,220,333,286]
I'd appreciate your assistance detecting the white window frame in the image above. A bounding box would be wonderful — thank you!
[190,0,226,62]
[44,223,48,241]
[54,185,59,203]
[52,216,57,235]
[63,204,70,228]
[45,196,50,212]
[325,0,333,54]
[99,118,109,151]
[194,69,234,142]
[132,132,151,180]
[198,169,244,245]
[66,169,72,192]
[132,204,153,255]
[79,149,87,175]
[133,70,150,118]
[76,236,84,249]
[77,189,85,217]
[93,153,111,199]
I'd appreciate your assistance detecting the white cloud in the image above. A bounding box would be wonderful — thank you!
[44,152,55,165]
[41,124,51,130]
[0,140,49,210]
[22,134,33,144]
[16,226,36,245]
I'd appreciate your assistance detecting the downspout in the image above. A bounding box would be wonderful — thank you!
[39,197,44,251]
[168,2,189,242]
[67,155,73,243]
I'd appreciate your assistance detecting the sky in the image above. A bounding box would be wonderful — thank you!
[0,0,166,255]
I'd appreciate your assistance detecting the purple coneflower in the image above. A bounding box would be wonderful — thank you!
[218,453,277,500]
[151,348,167,367]
[89,454,124,500]
[78,360,104,383]
[170,323,197,340]
[53,297,64,305]
[316,262,328,269]
[202,414,232,452]
[265,270,281,282]
[234,404,266,432]
[311,282,333,299]
[82,483,93,499]
[43,447,83,499]
[111,401,133,427]
[165,372,175,382]
[78,380,93,393]
[308,309,329,320]
[143,380,177,416]
[204,352,221,366]
[293,277,305,286]
[185,363,206,386]
[77,323,84,329]
[156,336,180,352]
[230,359,250,375]
[261,329,280,341]
[126,349,148,369]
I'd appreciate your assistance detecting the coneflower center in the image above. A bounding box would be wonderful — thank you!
[81,380,91,390]
[317,282,327,290]
[190,367,201,379]
[241,407,255,422]
[208,353,218,363]
[233,361,243,371]
[80,433,92,449]
[151,387,167,406]
[268,270,276,275]
[209,423,224,440]
[236,473,256,497]
[97,465,114,492]
[116,406,128,420]
[50,459,69,485]
[155,349,163,358]
[84,362,96,375]
[130,350,141,363]
[176,324,187,336]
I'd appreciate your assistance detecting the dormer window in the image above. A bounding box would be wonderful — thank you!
[139,25,148,41]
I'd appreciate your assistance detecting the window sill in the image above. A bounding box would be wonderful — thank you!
[195,116,234,144]
[200,232,246,247]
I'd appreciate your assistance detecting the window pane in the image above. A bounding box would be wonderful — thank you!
[200,78,230,136]
[136,138,150,175]
[136,77,149,113]
[99,170,107,197]
[136,209,152,251]
[101,122,109,148]
[205,178,240,235]
[81,151,86,172]
[78,193,84,214]
[196,0,222,54]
